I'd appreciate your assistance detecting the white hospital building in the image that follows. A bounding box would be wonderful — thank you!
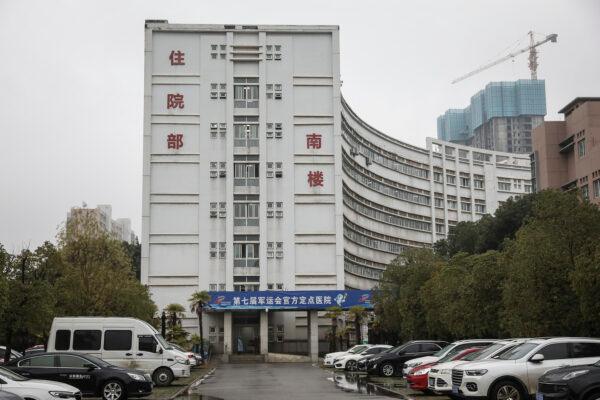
[141,22,531,360]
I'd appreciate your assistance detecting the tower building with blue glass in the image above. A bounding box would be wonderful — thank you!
[437,80,547,153]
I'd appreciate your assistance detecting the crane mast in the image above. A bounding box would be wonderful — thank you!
[452,31,557,84]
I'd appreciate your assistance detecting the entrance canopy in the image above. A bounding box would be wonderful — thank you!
[206,290,374,311]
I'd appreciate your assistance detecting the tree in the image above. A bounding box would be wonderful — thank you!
[348,306,367,344]
[374,248,442,341]
[502,190,600,336]
[324,306,343,352]
[57,212,156,322]
[188,291,211,353]
[164,303,185,329]
[121,238,141,280]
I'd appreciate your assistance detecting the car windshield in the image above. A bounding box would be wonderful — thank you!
[468,344,503,360]
[349,345,368,354]
[155,334,173,350]
[171,343,184,352]
[462,349,484,361]
[82,354,111,368]
[0,366,28,381]
[433,343,456,357]
[438,347,463,362]
[496,343,539,360]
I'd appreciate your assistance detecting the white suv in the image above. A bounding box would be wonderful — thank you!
[451,337,600,400]
[403,339,498,376]
[428,340,527,393]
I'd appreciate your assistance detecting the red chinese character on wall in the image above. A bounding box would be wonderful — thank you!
[167,133,184,150]
[306,133,322,149]
[307,171,324,187]
[167,93,185,109]
[169,50,186,65]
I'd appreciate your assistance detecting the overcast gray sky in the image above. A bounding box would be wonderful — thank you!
[1,0,599,251]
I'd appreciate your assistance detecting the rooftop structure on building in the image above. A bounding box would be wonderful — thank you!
[141,22,533,361]
[67,204,137,243]
[531,97,600,204]
[437,79,547,153]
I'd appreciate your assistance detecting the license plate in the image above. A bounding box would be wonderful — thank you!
[452,385,459,394]
[536,393,543,400]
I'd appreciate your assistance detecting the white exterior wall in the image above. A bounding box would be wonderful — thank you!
[141,22,532,339]
[142,23,342,340]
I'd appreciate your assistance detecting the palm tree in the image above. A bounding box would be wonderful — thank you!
[348,306,367,344]
[189,291,211,355]
[324,306,343,352]
[164,303,185,329]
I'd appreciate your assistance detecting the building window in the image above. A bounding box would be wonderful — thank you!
[446,172,456,185]
[233,243,259,268]
[219,241,226,259]
[460,198,471,212]
[209,202,217,218]
[234,77,259,108]
[210,83,227,99]
[266,84,282,100]
[234,203,259,226]
[209,284,217,291]
[578,138,586,158]
[267,162,283,178]
[267,242,274,258]
[433,171,443,183]
[219,284,226,291]
[210,122,227,139]
[473,175,484,189]
[593,179,600,198]
[209,242,221,259]
[447,195,457,210]
[265,44,282,61]
[210,162,226,178]
[267,123,283,139]
[218,202,226,218]
[276,242,283,258]
[460,176,471,188]
[210,44,227,59]
[434,196,444,209]
[275,202,283,218]
[581,184,590,201]
[498,178,511,191]
[475,201,486,214]
[436,224,445,234]
[234,124,259,148]
[234,163,259,186]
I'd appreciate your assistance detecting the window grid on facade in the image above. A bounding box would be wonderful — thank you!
[210,83,227,99]
[210,162,226,179]
[234,77,259,108]
[210,44,227,59]
[460,198,472,212]
[266,83,282,100]
[498,177,511,191]
[209,122,227,139]
[265,44,282,61]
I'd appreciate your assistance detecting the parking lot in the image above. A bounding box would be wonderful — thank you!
[183,363,415,400]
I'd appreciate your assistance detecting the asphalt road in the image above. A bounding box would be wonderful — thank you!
[180,363,399,400]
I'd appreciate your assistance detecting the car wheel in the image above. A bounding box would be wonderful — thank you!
[346,360,357,371]
[585,392,600,400]
[380,362,395,377]
[153,367,174,386]
[491,380,526,400]
[102,380,125,400]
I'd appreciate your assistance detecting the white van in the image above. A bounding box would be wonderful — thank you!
[47,317,191,386]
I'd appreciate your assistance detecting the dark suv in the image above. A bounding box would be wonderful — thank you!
[366,340,448,377]
[538,361,600,400]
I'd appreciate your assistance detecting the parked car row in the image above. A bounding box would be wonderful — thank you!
[0,316,203,400]
[325,337,600,400]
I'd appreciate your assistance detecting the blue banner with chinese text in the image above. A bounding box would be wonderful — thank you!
[206,290,374,311]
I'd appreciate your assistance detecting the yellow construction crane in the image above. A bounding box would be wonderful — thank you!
[452,31,558,84]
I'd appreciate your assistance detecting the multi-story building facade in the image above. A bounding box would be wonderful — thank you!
[141,22,532,359]
[531,97,600,205]
[67,204,136,243]
[438,80,547,153]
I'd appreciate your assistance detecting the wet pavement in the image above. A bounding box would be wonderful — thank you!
[175,363,405,400]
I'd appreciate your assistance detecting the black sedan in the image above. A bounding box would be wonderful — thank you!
[538,362,600,400]
[366,340,448,377]
[5,352,152,400]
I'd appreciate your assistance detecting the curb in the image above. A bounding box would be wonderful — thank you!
[166,367,217,400]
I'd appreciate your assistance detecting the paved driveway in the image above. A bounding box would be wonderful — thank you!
[184,363,397,400]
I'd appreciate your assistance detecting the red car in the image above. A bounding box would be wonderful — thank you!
[406,347,483,392]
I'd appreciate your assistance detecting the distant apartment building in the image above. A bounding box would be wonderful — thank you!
[531,97,600,205]
[438,79,547,154]
[67,204,137,243]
